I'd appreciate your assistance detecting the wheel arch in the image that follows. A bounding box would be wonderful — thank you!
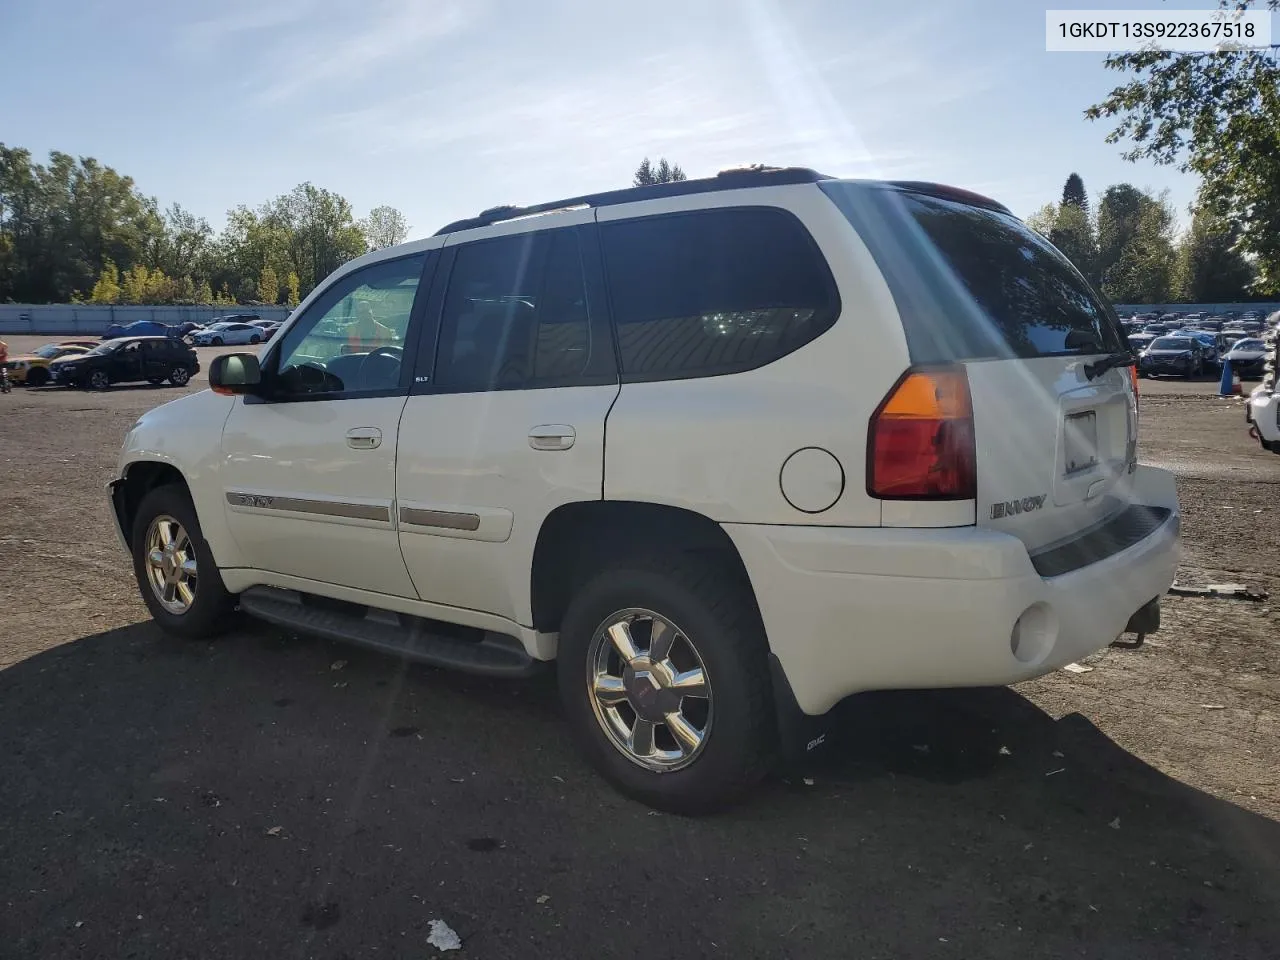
[112,459,192,552]
[529,499,755,634]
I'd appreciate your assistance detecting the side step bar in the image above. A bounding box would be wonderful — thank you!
[238,586,540,679]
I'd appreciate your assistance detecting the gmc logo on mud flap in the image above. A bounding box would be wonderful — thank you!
[990,495,1046,519]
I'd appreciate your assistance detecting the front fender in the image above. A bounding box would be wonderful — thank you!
[115,391,244,567]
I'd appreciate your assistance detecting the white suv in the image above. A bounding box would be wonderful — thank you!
[110,167,1180,813]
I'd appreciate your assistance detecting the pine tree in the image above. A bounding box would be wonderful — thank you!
[1062,173,1089,216]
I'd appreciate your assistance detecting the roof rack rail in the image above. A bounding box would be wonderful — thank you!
[432,165,832,236]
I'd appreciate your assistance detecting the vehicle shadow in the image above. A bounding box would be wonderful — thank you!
[2,622,1278,959]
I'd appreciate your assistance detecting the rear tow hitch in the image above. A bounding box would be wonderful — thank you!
[1111,596,1161,650]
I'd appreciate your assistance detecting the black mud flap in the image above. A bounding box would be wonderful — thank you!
[769,653,832,770]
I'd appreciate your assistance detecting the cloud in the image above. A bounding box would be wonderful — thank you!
[178,1,319,55]
[251,0,479,104]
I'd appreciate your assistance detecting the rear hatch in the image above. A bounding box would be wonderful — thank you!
[821,181,1138,556]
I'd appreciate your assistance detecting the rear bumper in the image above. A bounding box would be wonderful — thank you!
[1247,391,1280,445]
[724,465,1180,717]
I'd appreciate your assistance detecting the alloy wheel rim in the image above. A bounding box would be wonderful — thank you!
[586,608,712,772]
[144,515,198,614]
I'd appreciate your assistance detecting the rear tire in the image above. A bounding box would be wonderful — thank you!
[557,552,773,815]
[148,377,165,386]
[131,484,237,639]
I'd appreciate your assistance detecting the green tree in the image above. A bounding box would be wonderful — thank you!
[88,260,121,303]
[1095,185,1177,302]
[1085,0,1280,292]
[361,205,409,250]
[196,279,215,305]
[1061,173,1089,216]
[1173,205,1256,302]
[285,271,300,306]
[1049,202,1098,282]
[633,157,687,186]
[257,264,280,304]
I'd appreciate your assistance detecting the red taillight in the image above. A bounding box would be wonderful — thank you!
[868,368,976,499]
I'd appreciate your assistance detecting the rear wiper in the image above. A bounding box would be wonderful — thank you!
[1083,352,1135,380]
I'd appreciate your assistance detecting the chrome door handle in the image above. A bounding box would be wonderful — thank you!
[346,427,382,449]
[528,425,576,451]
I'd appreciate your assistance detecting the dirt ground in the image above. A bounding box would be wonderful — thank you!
[1,334,1278,959]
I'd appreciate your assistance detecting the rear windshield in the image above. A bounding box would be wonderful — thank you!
[820,183,1125,362]
[1151,337,1193,350]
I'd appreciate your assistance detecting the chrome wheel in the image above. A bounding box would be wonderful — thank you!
[587,608,712,772]
[144,515,198,614]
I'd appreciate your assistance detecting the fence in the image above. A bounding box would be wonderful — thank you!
[0,304,294,336]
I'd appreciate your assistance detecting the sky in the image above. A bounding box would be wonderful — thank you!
[0,0,1230,239]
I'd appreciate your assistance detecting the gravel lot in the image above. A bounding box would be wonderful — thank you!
[1,334,1278,959]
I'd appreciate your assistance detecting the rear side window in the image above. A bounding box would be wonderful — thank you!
[432,228,593,392]
[820,183,1125,362]
[600,208,839,379]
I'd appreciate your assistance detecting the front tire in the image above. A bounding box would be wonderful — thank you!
[26,367,49,387]
[131,484,236,639]
[250,335,261,344]
[88,369,110,390]
[211,337,224,346]
[169,365,191,386]
[557,553,773,814]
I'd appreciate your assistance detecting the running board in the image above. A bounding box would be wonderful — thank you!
[238,586,540,678]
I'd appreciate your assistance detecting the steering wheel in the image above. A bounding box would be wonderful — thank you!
[357,345,403,390]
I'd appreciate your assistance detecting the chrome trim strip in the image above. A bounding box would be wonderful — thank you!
[225,491,390,522]
[398,507,482,532]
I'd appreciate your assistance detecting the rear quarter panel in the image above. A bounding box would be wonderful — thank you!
[599,185,910,526]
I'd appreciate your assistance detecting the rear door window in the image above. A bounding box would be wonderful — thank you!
[599,208,839,380]
[429,227,596,392]
[820,183,1125,363]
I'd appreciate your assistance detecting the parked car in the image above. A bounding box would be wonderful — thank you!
[106,168,1179,813]
[1139,336,1207,378]
[1127,332,1156,354]
[48,336,199,390]
[192,322,266,346]
[2,342,91,386]
[102,319,182,340]
[1223,338,1268,379]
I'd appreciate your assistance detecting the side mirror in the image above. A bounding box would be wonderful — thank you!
[210,353,262,395]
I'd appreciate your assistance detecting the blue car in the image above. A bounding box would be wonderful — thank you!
[101,319,183,341]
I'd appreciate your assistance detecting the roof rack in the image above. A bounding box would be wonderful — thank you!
[432,165,832,236]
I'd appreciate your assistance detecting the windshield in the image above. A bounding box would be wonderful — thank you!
[819,183,1124,361]
[1232,339,1264,351]
[34,344,63,358]
[85,339,126,356]
[1151,337,1193,350]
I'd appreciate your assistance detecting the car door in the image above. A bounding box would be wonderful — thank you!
[111,341,145,382]
[395,215,619,626]
[218,251,436,596]
[140,341,172,380]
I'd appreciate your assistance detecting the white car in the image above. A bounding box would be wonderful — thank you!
[108,167,1180,813]
[192,322,265,346]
